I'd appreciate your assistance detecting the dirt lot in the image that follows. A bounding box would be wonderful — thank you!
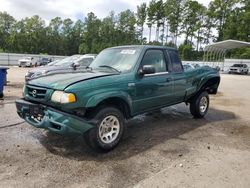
[1,67,250,188]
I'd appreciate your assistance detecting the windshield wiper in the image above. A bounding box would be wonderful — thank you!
[98,65,121,73]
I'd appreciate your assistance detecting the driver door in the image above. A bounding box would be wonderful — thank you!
[133,49,173,114]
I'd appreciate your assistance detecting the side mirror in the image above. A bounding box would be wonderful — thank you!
[72,62,80,70]
[139,65,156,76]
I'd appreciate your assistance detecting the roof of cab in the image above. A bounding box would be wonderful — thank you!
[108,45,177,51]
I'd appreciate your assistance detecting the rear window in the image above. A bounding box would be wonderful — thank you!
[168,50,183,72]
[78,58,94,66]
[232,64,243,67]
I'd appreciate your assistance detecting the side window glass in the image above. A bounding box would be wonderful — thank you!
[141,50,166,73]
[168,50,183,72]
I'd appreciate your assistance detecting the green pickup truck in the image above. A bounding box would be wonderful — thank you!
[16,45,220,151]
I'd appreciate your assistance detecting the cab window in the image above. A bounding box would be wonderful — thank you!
[141,50,167,73]
[168,50,183,72]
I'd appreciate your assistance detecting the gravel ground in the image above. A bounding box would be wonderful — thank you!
[0,67,250,188]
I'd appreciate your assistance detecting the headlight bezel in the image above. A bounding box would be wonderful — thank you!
[51,91,76,104]
[22,85,26,96]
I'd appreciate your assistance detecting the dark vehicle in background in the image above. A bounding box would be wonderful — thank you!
[183,64,195,71]
[25,54,96,81]
[193,63,201,68]
[229,64,248,74]
[35,57,52,66]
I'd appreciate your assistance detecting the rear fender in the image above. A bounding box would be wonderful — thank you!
[197,75,220,94]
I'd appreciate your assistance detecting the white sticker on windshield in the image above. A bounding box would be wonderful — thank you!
[120,49,136,54]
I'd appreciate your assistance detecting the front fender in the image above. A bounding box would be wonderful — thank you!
[85,91,133,110]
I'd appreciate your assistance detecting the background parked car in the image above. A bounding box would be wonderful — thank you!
[228,64,248,74]
[18,57,34,67]
[35,57,52,66]
[193,63,201,68]
[183,64,195,71]
[25,54,97,81]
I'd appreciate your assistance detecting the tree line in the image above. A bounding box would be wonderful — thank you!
[0,0,249,60]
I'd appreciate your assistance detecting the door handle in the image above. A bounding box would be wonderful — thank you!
[166,78,172,82]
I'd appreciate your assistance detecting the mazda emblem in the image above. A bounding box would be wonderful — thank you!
[32,90,37,97]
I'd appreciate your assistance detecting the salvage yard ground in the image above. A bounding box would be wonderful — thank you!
[1,67,250,188]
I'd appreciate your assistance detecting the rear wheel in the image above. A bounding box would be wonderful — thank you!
[84,106,125,152]
[190,91,209,118]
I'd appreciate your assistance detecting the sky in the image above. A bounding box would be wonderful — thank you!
[0,0,211,22]
[0,0,212,45]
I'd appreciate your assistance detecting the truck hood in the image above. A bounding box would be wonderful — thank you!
[27,71,116,90]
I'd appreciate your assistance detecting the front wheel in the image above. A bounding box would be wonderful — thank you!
[84,106,125,152]
[190,91,209,118]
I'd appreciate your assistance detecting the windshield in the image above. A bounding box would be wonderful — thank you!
[232,64,243,67]
[53,55,82,66]
[90,47,141,72]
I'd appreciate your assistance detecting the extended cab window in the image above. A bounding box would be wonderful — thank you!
[141,50,167,73]
[168,50,183,72]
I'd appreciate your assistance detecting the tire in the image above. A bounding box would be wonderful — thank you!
[190,91,209,118]
[0,92,3,98]
[84,106,125,152]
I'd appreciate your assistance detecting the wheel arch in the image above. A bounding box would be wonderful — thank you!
[198,76,220,95]
[85,92,132,119]
[186,76,220,103]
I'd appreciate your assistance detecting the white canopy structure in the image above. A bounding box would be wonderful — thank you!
[203,40,250,70]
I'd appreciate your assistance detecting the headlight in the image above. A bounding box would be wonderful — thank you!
[51,91,76,103]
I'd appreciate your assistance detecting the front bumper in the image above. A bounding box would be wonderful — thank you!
[15,99,93,135]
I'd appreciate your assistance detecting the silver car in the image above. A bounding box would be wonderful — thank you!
[18,57,34,67]
[25,54,96,81]
[229,64,248,74]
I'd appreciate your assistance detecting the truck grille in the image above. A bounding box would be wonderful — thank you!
[27,85,47,99]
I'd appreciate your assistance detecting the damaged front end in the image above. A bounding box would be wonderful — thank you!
[16,99,93,135]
